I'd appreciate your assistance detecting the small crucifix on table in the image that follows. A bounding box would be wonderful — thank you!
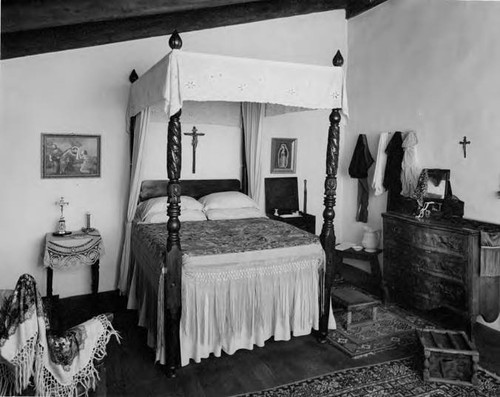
[184,127,205,173]
[459,136,471,158]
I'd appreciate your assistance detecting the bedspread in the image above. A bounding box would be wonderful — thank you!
[133,217,318,257]
[131,218,330,366]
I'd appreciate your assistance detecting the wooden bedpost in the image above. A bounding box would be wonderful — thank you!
[128,70,139,164]
[319,50,343,343]
[165,30,183,377]
[241,123,249,195]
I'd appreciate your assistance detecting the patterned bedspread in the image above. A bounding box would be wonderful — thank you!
[131,217,319,273]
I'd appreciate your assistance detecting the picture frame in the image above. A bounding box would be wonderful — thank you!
[270,138,297,174]
[41,133,101,178]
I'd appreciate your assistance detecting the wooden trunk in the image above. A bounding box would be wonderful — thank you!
[418,329,479,386]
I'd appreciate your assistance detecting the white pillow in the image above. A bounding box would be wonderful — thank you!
[199,191,259,211]
[136,195,203,221]
[143,210,207,223]
[205,208,265,220]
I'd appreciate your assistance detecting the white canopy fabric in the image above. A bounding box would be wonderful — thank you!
[127,49,348,119]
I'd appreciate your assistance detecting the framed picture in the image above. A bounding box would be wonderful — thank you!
[41,134,101,178]
[270,138,297,174]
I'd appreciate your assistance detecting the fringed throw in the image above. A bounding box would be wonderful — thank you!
[0,274,120,397]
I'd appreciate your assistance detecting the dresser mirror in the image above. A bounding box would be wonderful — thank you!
[424,169,451,201]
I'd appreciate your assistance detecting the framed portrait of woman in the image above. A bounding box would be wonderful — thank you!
[270,138,297,174]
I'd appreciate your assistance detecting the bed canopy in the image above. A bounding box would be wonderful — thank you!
[120,31,347,375]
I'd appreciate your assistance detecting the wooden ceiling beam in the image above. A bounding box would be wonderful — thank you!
[346,0,390,19]
[2,0,267,33]
[1,0,347,60]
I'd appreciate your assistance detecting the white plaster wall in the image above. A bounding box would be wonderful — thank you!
[0,10,347,297]
[347,0,500,328]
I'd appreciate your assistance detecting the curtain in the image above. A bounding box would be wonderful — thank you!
[241,103,265,210]
[117,108,151,294]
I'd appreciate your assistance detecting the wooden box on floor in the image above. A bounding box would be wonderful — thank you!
[418,329,479,386]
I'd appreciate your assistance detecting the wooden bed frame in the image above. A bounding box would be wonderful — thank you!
[129,31,343,377]
[139,179,241,202]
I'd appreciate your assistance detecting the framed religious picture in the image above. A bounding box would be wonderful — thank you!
[41,133,101,178]
[270,138,297,174]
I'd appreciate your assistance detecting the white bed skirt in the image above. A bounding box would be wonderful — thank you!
[131,243,335,366]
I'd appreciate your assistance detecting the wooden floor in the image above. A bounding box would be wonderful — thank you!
[96,305,500,397]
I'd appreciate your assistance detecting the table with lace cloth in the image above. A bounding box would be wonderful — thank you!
[43,230,104,297]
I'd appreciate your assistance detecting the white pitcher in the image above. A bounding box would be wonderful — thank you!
[361,226,380,252]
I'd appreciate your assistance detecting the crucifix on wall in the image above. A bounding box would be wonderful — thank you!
[184,126,205,173]
[459,136,471,158]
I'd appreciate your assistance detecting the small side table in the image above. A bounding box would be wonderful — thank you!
[335,246,385,301]
[43,230,104,298]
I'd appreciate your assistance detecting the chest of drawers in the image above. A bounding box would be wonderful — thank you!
[382,212,500,334]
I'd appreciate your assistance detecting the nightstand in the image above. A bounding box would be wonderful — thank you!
[268,212,316,234]
[43,230,104,298]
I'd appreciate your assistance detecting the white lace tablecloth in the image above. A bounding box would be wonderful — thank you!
[43,230,104,269]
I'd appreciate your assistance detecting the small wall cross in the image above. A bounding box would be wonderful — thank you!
[459,136,471,158]
[184,126,205,173]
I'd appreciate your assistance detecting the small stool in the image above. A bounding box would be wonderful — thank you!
[331,287,381,330]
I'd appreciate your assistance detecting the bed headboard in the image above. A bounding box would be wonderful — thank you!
[139,179,241,202]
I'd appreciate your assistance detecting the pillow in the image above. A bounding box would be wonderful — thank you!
[143,210,207,223]
[199,191,259,211]
[204,208,265,220]
[136,195,203,221]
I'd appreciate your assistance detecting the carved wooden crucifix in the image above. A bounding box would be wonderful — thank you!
[183,126,205,173]
[459,136,471,158]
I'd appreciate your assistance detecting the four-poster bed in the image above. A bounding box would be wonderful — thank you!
[120,31,347,376]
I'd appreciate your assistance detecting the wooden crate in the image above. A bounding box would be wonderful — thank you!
[417,329,479,386]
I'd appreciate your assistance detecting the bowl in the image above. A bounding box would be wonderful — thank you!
[352,245,363,251]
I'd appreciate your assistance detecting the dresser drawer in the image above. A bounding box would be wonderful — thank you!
[384,252,466,312]
[384,241,467,283]
[384,218,467,256]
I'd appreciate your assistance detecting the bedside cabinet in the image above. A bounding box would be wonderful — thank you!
[268,212,316,234]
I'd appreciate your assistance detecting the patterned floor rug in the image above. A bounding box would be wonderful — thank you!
[238,356,500,397]
[327,305,436,358]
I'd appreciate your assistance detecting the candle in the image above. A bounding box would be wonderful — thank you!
[86,213,91,229]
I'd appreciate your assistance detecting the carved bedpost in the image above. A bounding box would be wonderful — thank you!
[319,50,343,342]
[128,70,139,163]
[164,30,183,377]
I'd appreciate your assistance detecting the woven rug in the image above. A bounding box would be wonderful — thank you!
[237,356,500,396]
[327,304,435,358]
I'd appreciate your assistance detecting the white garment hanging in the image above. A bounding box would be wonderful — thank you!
[401,131,421,197]
[372,132,392,196]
